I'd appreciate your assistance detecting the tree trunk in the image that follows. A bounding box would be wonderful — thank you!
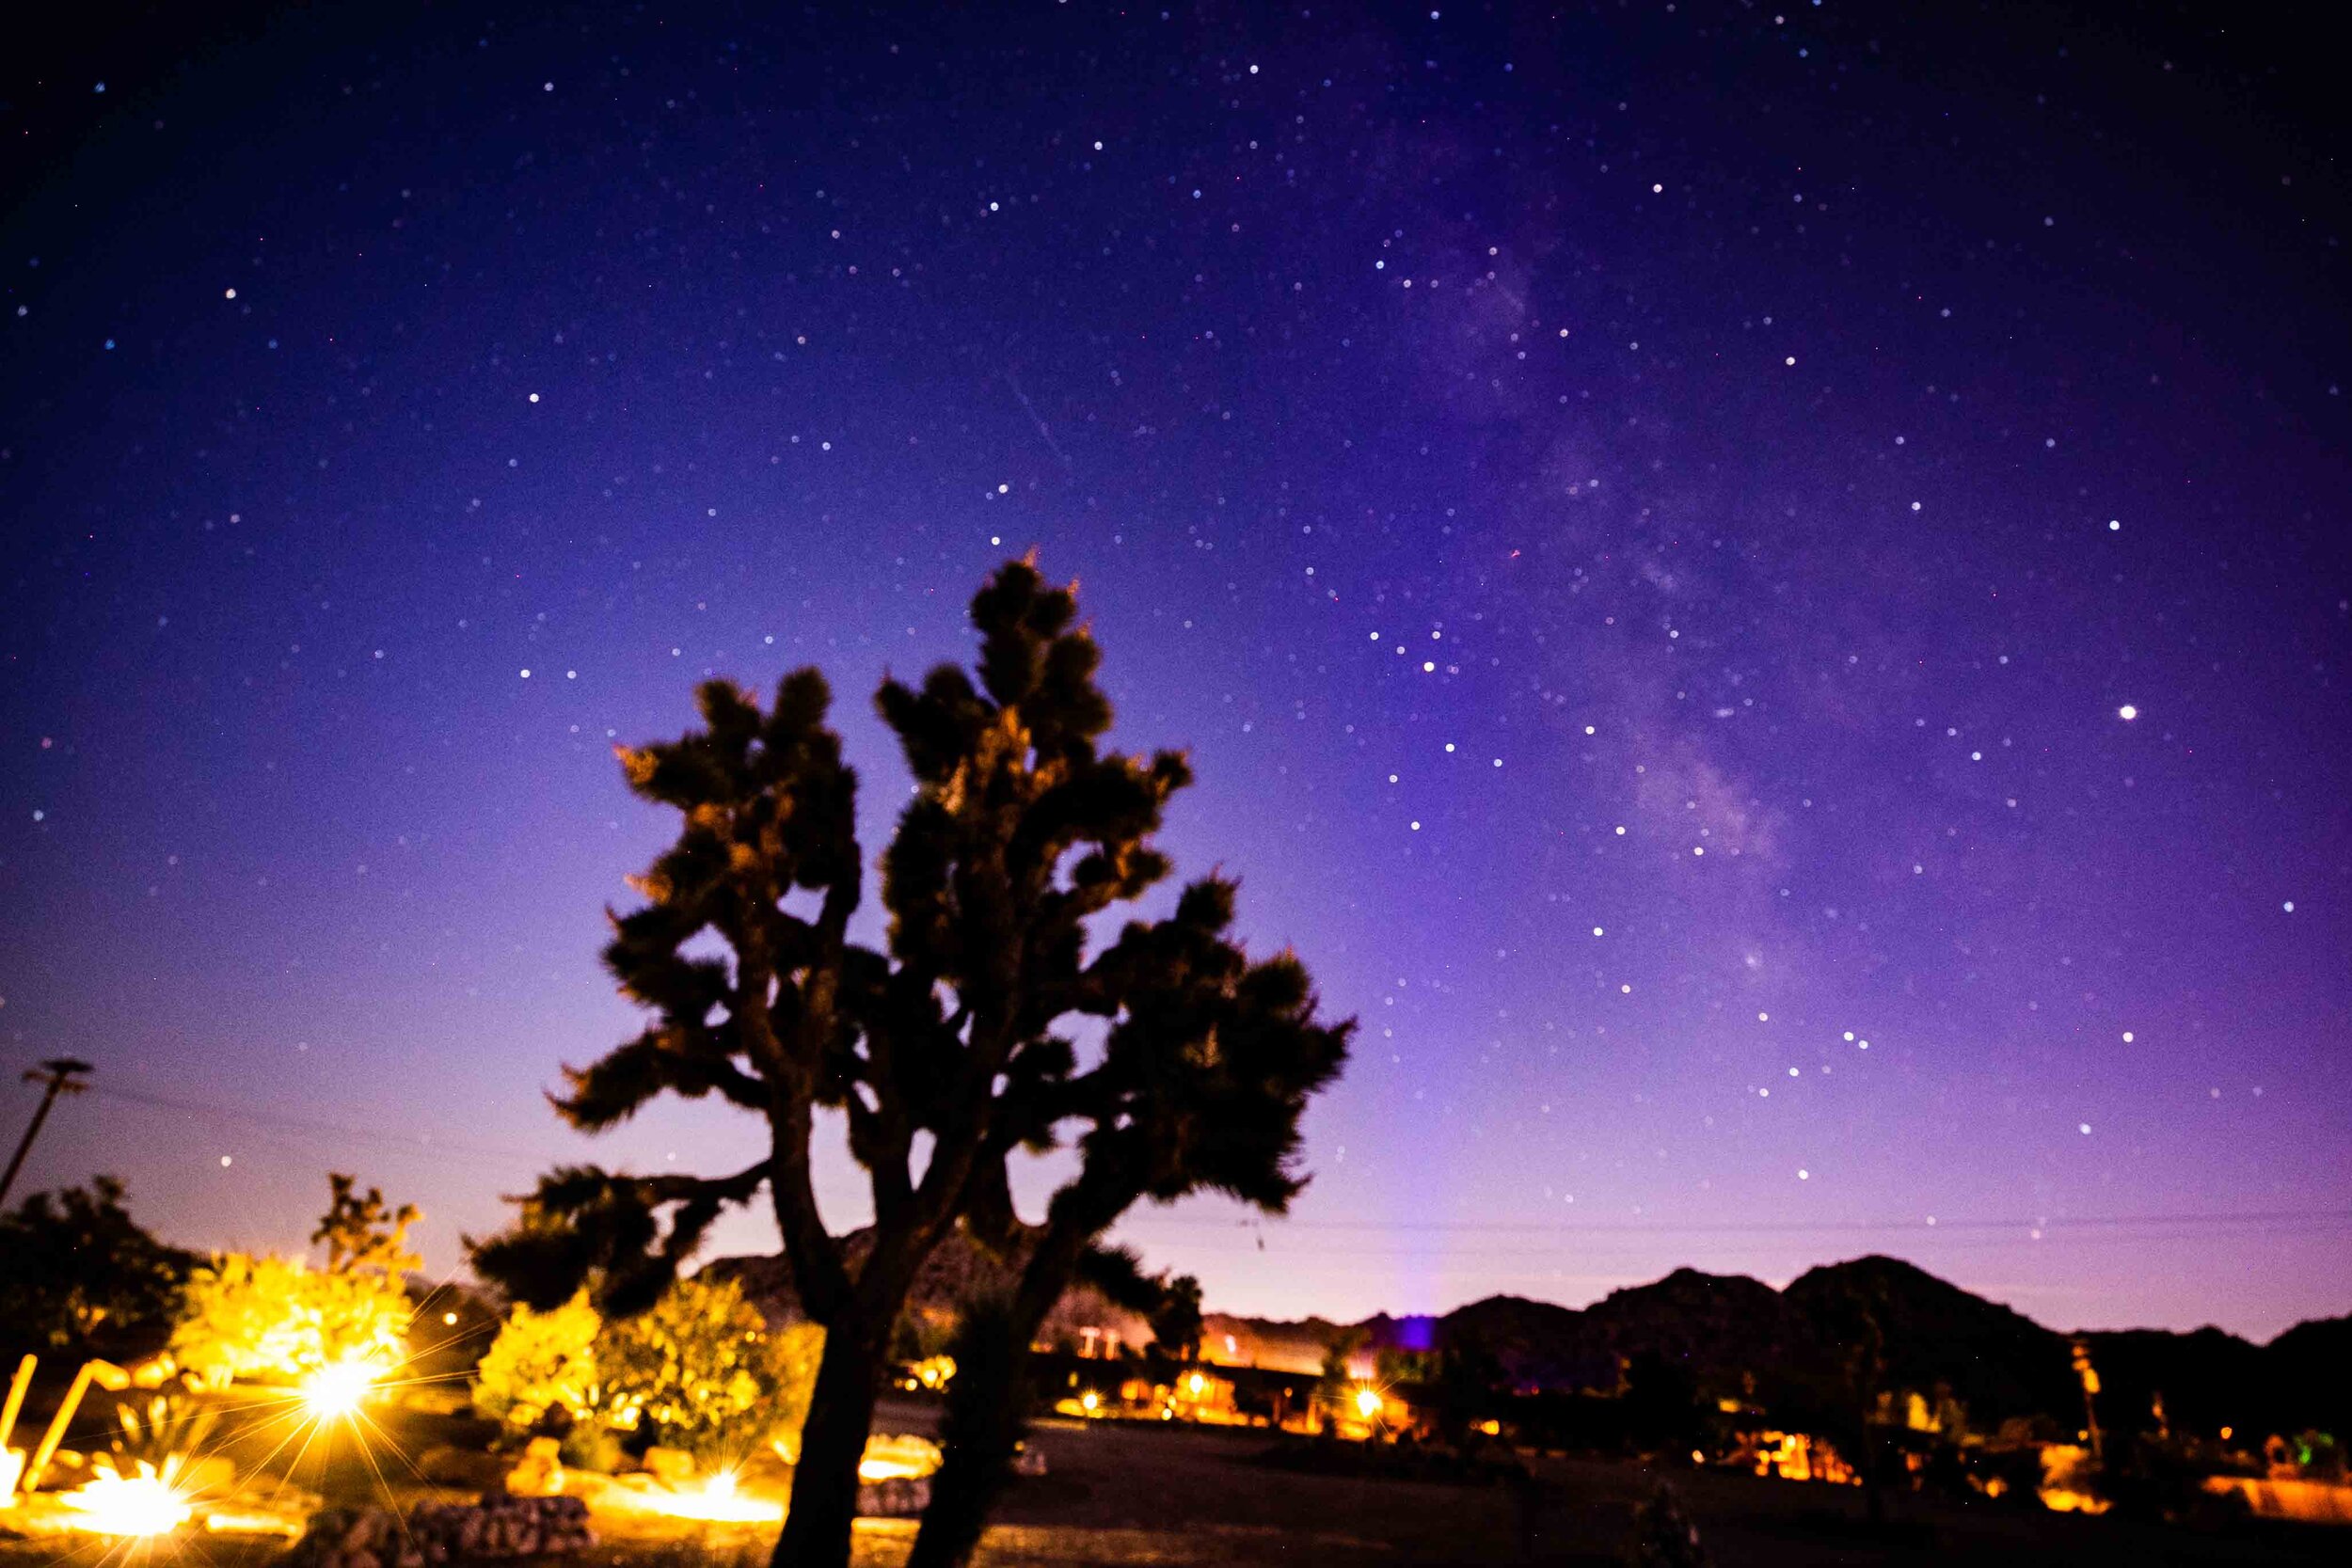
[904,1303,1028,1568]
[771,1318,885,1568]
[908,1209,1107,1568]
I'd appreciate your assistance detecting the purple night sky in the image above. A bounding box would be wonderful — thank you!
[3,4,2346,1341]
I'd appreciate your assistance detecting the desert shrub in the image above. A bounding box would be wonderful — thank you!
[170,1253,411,1385]
[472,1277,822,1465]
[471,1290,604,1436]
[603,1275,809,1463]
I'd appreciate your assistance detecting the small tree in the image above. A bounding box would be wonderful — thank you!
[0,1177,191,1360]
[471,562,1331,1568]
[1149,1275,1204,1363]
[313,1173,421,1275]
[170,1174,420,1386]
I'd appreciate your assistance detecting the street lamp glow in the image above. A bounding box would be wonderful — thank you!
[1354,1386,1383,1420]
[2117,704,2137,721]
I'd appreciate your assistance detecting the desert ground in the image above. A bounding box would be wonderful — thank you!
[6,1396,2340,1568]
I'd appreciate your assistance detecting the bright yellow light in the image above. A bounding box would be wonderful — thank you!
[1080,1390,1100,1414]
[300,1359,382,1420]
[2220,1426,2233,1441]
[1186,1371,1206,1397]
[639,1469,783,1524]
[61,1471,193,1537]
[443,1311,459,1325]
[1353,1386,1382,1420]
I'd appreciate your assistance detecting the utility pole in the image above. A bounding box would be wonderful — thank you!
[0,1057,92,1210]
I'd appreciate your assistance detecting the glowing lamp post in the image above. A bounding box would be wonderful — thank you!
[1353,1386,1383,1422]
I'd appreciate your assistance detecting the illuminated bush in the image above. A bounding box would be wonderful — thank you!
[472,1277,823,1465]
[471,1290,605,1435]
[169,1254,410,1386]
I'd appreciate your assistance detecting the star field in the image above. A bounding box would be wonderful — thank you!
[2,2,2347,1338]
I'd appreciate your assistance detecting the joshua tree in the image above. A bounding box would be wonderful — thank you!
[472,561,1342,1568]
[906,876,1350,1568]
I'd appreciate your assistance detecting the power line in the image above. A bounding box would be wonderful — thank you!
[1116,1208,2352,1236]
[82,1084,556,1168]
[67,1084,2352,1249]
[1111,1225,2352,1261]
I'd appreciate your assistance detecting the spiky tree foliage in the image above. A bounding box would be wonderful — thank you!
[908,877,1351,1568]
[472,561,1331,1568]
[313,1173,422,1277]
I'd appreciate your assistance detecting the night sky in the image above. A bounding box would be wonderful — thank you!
[4,3,2347,1341]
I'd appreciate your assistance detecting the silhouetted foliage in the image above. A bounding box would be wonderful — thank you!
[1623,1350,1705,1452]
[1149,1275,1204,1362]
[0,1176,191,1362]
[313,1172,421,1276]
[1433,1327,1505,1444]
[469,561,1344,1568]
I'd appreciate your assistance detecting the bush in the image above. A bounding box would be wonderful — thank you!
[471,1277,822,1465]
[170,1253,411,1385]
[471,1290,603,1437]
[602,1276,798,1462]
[0,1177,191,1360]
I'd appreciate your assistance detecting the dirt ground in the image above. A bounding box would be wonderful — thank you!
[875,1401,2343,1568]
[4,1395,2341,1566]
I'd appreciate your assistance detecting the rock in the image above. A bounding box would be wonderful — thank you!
[641,1446,696,1487]
[283,1493,596,1568]
[855,1476,932,1517]
[502,1435,564,1497]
